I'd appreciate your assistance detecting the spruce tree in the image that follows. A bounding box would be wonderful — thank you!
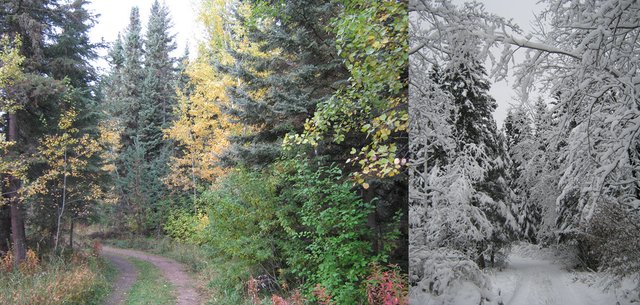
[104,7,147,232]
[505,107,542,243]
[221,0,349,167]
[118,7,145,149]
[104,4,179,233]
[0,0,99,258]
[142,0,177,155]
[434,52,518,267]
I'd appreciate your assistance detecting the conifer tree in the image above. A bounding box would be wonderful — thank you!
[220,0,349,167]
[0,0,100,259]
[104,4,179,233]
[142,0,177,153]
[432,51,517,267]
[504,107,542,243]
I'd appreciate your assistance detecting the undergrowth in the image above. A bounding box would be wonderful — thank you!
[103,236,409,305]
[0,248,114,305]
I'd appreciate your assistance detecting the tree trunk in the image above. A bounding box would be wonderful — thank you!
[0,203,10,254]
[364,187,380,254]
[69,218,73,249]
[54,150,68,252]
[8,113,26,265]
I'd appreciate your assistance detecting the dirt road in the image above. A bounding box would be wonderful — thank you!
[102,246,200,305]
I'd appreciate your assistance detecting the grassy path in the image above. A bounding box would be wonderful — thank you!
[102,246,200,305]
[103,253,139,305]
[125,258,175,304]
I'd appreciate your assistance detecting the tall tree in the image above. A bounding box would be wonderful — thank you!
[103,7,147,232]
[220,0,349,167]
[142,0,177,152]
[0,0,99,261]
[284,0,409,264]
[0,34,26,260]
[438,51,517,267]
[504,107,542,243]
[104,4,179,233]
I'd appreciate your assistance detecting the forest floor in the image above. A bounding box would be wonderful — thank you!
[493,249,621,305]
[411,242,636,305]
[101,246,201,305]
[490,245,631,305]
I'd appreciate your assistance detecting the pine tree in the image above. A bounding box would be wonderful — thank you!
[0,0,100,260]
[141,0,177,155]
[138,0,178,230]
[117,7,145,149]
[504,107,542,243]
[104,7,144,231]
[220,0,349,167]
[103,4,179,233]
[433,52,517,267]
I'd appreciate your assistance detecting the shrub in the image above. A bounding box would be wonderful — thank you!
[202,167,288,292]
[409,247,489,297]
[365,264,408,305]
[278,160,378,303]
[164,209,210,244]
[0,251,111,305]
[586,202,640,296]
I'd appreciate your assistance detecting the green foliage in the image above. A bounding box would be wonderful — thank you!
[220,0,349,167]
[167,160,384,303]
[164,209,210,245]
[278,159,378,303]
[202,168,284,285]
[102,3,179,235]
[284,0,409,184]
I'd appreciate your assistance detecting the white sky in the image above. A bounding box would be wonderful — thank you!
[452,0,545,126]
[86,0,202,73]
[86,0,539,125]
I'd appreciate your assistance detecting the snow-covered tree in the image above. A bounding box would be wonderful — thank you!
[409,3,519,300]
[411,0,640,296]
[504,107,542,243]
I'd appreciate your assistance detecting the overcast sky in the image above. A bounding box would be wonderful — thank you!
[86,0,540,125]
[452,0,544,125]
[86,0,202,72]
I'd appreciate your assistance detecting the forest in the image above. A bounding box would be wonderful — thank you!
[2,0,639,304]
[0,0,407,304]
[409,0,640,304]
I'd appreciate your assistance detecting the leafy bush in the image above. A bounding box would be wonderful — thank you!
[365,264,408,305]
[164,209,210,245]
[166,160,387,303]
[202,167,288,292]
[278,160,378,303]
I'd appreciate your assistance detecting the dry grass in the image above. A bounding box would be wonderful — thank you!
[0,250,112,305]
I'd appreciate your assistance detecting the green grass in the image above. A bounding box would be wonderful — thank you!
[125,257,176,305]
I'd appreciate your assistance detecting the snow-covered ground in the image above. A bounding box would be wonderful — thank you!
[411,243,636,305]
[491,253,627,305]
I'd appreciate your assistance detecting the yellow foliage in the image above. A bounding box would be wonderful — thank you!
[19,249,40,275]
[164,57,239,190]
[23,105,103,203]
[164,0,273,190]
[1,251,12,272]
[0,253,100,305]
[0,34,24,112]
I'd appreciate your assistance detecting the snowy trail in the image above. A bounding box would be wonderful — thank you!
[493,254,621,305]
